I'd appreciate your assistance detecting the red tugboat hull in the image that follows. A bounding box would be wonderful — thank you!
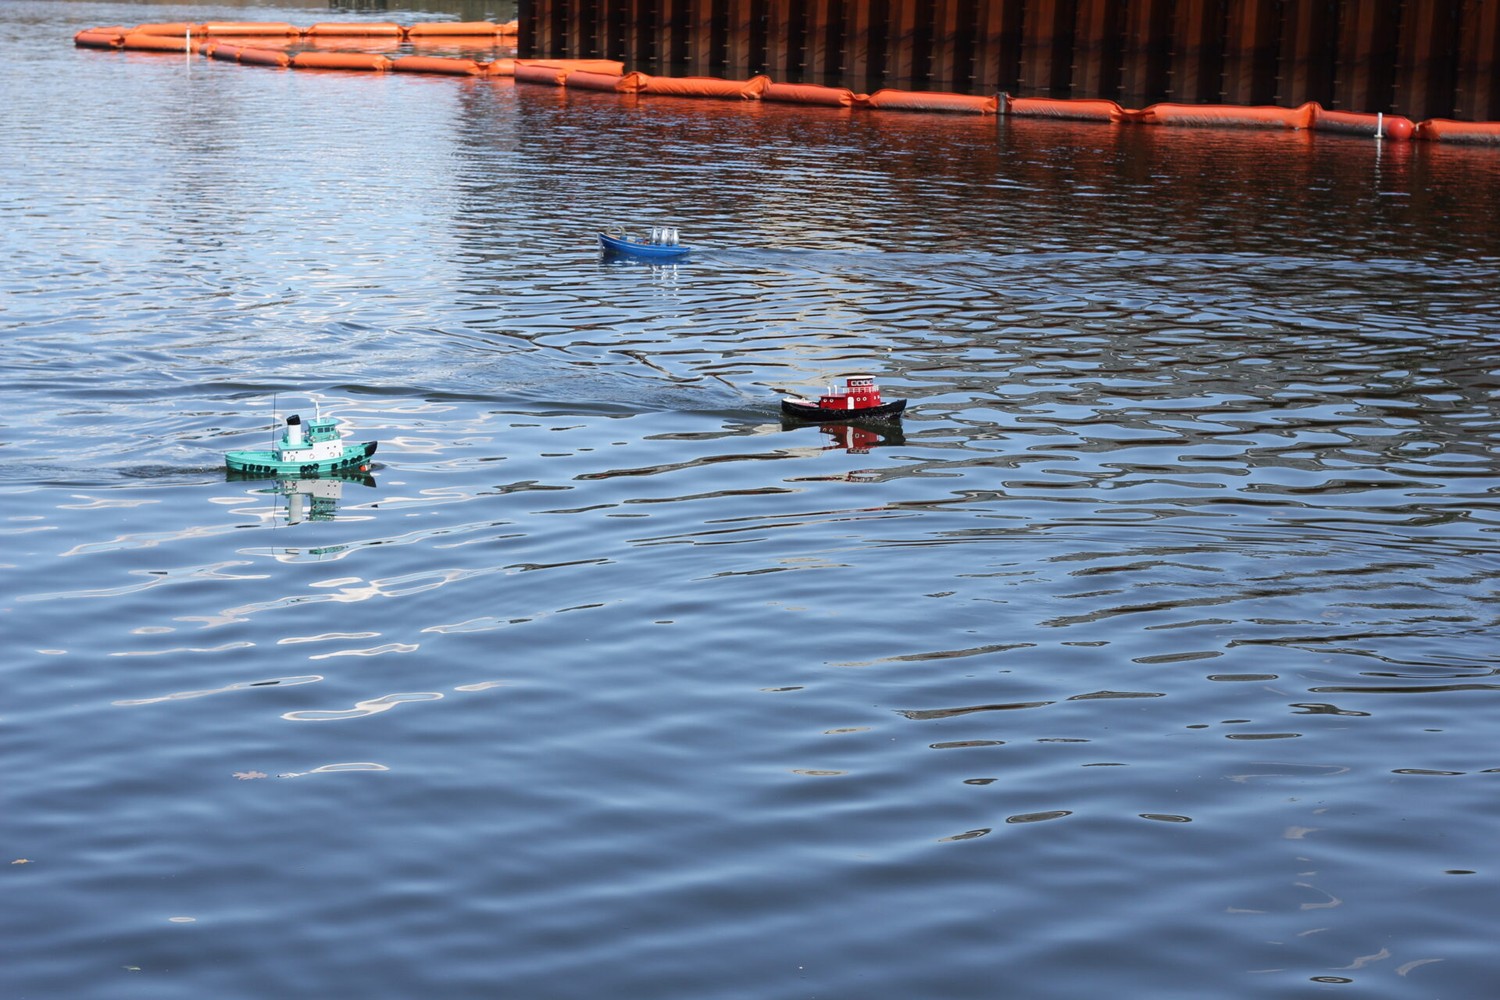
[780,397,907,422]
[780,373,906,423]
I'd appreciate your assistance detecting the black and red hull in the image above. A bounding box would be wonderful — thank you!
[780,397,907,422]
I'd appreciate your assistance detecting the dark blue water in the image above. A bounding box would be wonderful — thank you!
[5,3,1500,997]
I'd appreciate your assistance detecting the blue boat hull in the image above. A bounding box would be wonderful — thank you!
[599,232,692,259]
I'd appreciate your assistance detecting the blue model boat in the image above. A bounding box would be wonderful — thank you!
[224,413,377,477]
[599,226,692,259]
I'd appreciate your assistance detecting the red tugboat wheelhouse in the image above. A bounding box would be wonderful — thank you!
[781,374,907,423]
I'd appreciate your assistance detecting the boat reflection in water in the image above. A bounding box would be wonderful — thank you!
[227,470,375,525]
[780,419,905,454]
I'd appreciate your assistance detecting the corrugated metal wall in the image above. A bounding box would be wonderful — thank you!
[519,0,1500,120]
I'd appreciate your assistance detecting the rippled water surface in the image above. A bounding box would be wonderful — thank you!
[4,3,1500,997]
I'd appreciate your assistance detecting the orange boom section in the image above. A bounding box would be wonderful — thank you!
[237,46,292,68]
[1140,102,1317,129]
[514,63,568,86]
[1415,119,1500,143]
[566,70,639,93]
[512,59,629,84]
[866,89,997,114]
[762,83,859,106]
[131,22,198,37]
[292,51,393,72]
[406,21,511,36]
[638,75,770,100]
[203,40,244,61]
[303,22,403,37]
[121,33,192,52]
[1005,97,1133,122]
[1313,108,1415,140]
[200,22,300,37]
[74,28,125,48]
[391,56,485,76]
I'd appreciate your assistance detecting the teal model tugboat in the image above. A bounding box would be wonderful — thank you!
[225,413,377,477]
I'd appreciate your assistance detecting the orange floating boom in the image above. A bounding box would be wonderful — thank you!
[199,22,299,36]
[516,58,625,74]
[304,23,404,37]
[1313,108,1415,140]
[121,33,192,52]
[637,74,769,99]
[1004,96,1133,122]
[74,28,125,48]
[515,63,569,85]
[1139,102,1318,129]
[1415,119,1500,143]
[762,83,859,106]
[406,22,510,36]
[292,51,394,72]
[237,46,291,68]
[391,56,485,76]
[131,22,198,37]
[566,70,637,92]
[66,25,1500,144]
[204,41,244,62]
[866,89,998,114]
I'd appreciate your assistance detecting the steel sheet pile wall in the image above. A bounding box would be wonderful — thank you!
[520,0,1500,122]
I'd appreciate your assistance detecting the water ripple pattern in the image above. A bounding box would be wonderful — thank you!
[3,3,1499,999]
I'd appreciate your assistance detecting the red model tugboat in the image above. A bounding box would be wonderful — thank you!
[780,374,907,422]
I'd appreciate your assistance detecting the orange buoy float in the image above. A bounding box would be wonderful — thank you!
[303,22,403,37]
[391,55,485,76]
[762,83,859,107]
[515,59,625,75]
[131,22,198,37]
[236,46,292,68]
[566,70,639,92]
[1313,108,1415,140]
[865,89,997,114]
[407,34,510,49]
[484,58,516,77]
[637,74,769,100]
[199,22,299,37]
[291,51,393,72]
[121,32,193,52]
[1140,101,1316,129]
[405,21,509,36]
[514,62,569,86]
[1415,118,1500,143]
[1004,96,1132,122]
[204,40,244,62]
[74,28,126,48]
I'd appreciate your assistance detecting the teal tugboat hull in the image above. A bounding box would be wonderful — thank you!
[225,440,376,477]
[224,412,377,477]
